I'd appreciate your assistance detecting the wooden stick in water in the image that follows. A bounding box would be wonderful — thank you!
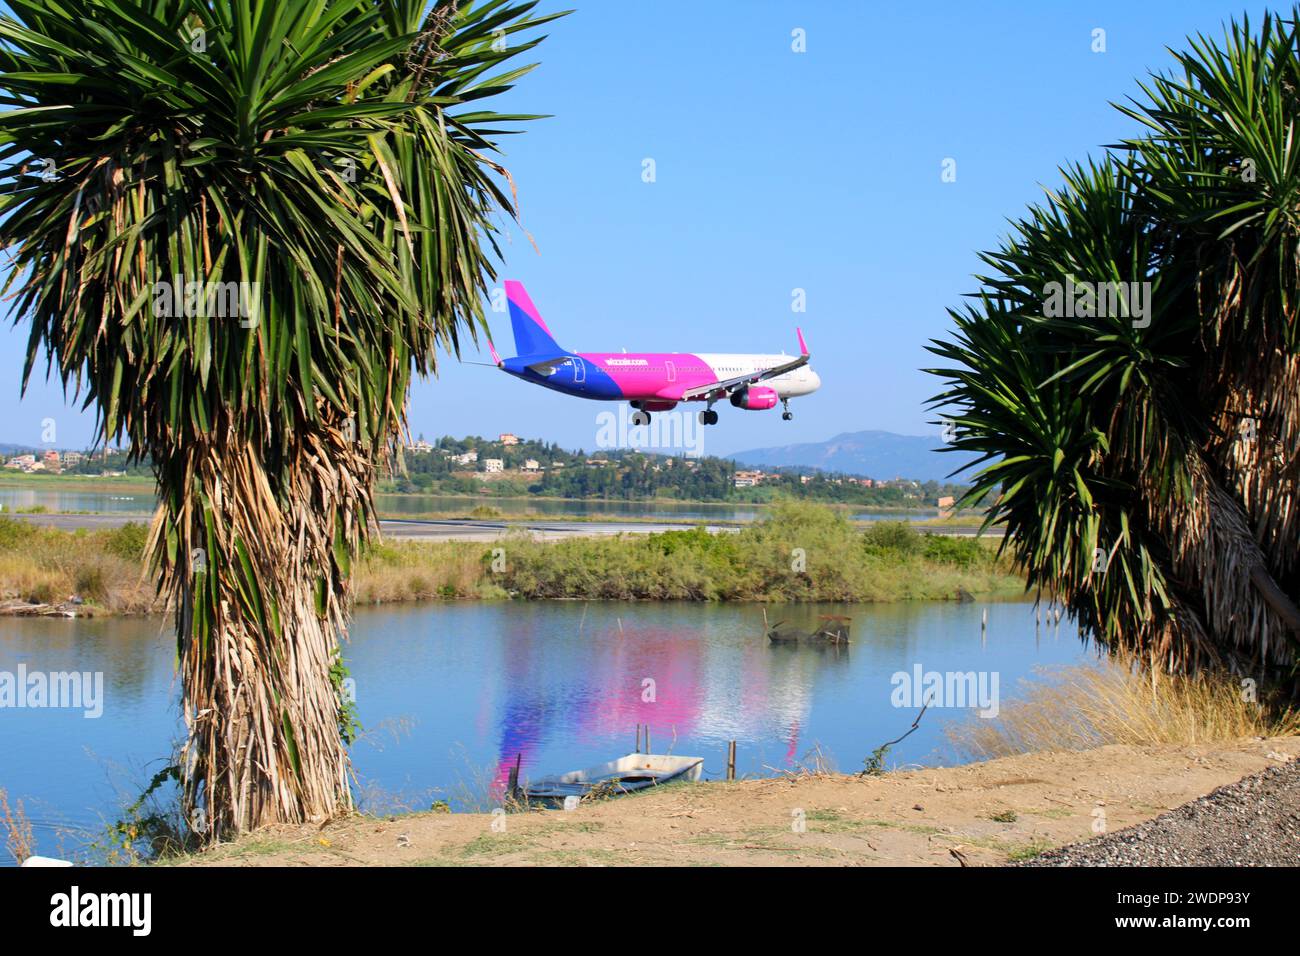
[507,752,521,802]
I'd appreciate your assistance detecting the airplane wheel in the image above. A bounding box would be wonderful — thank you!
[699,409,718,426]
[782,411,793,421]
[631,410,651,426]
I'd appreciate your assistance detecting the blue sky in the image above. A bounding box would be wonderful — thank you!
[0,1,1274,455]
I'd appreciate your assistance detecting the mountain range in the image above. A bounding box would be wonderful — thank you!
[728,430,978,483]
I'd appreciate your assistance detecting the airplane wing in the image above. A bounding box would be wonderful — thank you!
[680,328,810,401]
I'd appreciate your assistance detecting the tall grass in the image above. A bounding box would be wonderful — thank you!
[947,664,1300,759]
[0,517,152,612]
[0,504,1024,614]
[352,540,506,604]
[0,788,35,864]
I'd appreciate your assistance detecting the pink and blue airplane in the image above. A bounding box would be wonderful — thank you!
[486,281,820,426]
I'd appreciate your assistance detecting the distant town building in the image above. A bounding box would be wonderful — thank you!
[800,474,812,485]
[522,459,541,472]
[483,458,504,473]
[451,450,479,466]
[406,439,434,454]
[734,469,765,489]
[937,495,956,518]
[498,433,520,446]
[61,451,83,466]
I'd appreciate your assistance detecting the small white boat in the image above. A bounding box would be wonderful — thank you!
[522,753,704,805]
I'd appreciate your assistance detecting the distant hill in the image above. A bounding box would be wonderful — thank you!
[728,430,979,483]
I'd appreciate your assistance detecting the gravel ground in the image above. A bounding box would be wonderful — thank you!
[1022,757,1300,866]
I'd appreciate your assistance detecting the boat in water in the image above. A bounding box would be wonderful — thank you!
[521,753,704,806]
[766,613,851,646]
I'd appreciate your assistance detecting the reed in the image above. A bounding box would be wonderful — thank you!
[0,788,35,865]
[947,664,1300,759]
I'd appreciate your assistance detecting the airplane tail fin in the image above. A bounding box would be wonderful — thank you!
[506,280,565,357]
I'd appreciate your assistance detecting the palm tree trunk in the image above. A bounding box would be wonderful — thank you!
[1211,347,1300,585]
[150,415,371,838]
[1146,451,1300,675]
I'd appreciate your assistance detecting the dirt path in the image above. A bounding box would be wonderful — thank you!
[1024,757,1300,866]
[181,737,1300,867]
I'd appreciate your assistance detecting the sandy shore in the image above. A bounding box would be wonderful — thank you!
[179,736,1299,867]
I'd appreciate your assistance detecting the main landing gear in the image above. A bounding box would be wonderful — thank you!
[698,404,719,426]
[781,398,793,421]
[630,409,652,426]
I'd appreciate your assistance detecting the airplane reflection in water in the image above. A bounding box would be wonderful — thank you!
[490,615,847,793]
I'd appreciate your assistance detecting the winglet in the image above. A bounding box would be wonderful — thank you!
[796,327,809,357]
[487,337,502,367]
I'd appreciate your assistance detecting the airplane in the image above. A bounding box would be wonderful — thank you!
[485,281,821,426]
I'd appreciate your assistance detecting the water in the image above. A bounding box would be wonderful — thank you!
[0,485,931,523]
[0,487,154,514]
[375,494,771,521]
[0,599,1093,861]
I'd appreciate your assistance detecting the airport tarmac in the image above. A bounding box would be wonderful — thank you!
[6,512,982,540]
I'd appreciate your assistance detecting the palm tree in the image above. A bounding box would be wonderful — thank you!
[928,11,1300,680]
[0,0,564,839]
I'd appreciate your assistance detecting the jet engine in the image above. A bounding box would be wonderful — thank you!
[729,385,779,410]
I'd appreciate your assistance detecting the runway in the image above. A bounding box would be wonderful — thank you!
[7,512,986,540]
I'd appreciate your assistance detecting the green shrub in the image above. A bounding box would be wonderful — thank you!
[921,533,986,569]
[862,520,921,555]
[0,515,37,551]
[103,522,148,561]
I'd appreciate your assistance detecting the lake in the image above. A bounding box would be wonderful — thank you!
[0,599,1094,861]
[0,486,933,523]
